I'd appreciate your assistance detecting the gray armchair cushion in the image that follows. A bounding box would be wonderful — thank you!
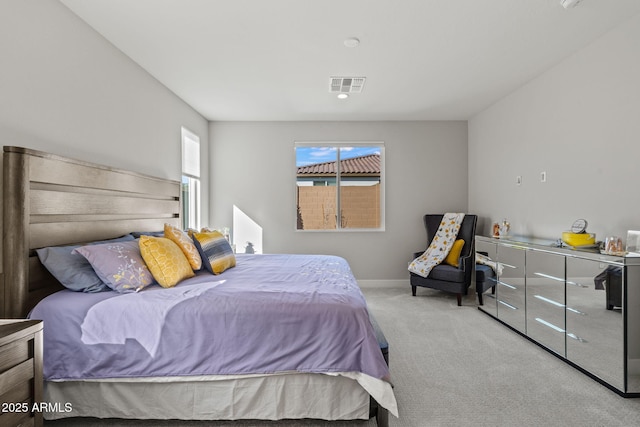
[427,264,465,283]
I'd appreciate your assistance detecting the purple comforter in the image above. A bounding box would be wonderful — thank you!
[29,254,390,383]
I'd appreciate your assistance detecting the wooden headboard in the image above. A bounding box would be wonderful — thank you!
[1,146,181,318]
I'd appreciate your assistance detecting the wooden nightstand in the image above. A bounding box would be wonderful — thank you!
[0,320,43,427]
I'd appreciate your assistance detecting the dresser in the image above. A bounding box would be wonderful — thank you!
[476,235,640,396]
[0,320,43,427]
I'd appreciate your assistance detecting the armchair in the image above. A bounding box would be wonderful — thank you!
[410,214,477,306]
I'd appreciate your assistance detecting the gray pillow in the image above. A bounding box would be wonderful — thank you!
[36,234,135,293]
[130,231,164,238]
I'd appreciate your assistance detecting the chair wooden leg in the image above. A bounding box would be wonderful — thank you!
[411,285,416,296]
[456,293,462,306]
[478,292,484,306]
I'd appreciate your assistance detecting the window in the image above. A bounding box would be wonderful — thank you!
[295,142,384,231]
[181,127,201,230]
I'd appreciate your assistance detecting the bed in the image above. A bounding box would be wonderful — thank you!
[1,146,397,425]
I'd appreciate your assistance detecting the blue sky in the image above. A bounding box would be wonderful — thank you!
[296,146,380,167]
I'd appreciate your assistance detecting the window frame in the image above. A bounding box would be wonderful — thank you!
[181,127,201,230]
[294,141,385,232]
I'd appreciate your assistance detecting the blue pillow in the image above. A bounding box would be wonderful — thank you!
[36,234,135,293]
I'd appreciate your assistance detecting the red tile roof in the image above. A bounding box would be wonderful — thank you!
[297,153,380,175]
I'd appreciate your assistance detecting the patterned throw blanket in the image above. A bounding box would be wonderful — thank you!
[408,213,465,278]
[476,252,503,276]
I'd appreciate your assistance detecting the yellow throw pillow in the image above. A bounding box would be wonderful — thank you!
[139,236,195,288]
[164,223,202,270]
[444,239,465,267]
[192,231,236,275]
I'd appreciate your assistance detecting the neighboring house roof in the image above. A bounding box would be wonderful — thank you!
[297,154,380,176]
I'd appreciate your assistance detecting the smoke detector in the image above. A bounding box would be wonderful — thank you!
[329,77,366,94]
[560,0,583,9]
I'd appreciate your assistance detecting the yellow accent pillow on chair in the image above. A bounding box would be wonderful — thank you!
[444,239,465,267]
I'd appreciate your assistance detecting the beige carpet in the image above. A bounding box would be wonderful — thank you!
[45,285,640,427]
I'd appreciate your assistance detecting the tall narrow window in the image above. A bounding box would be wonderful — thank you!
[182,127,200,230]
[295,142,384,231]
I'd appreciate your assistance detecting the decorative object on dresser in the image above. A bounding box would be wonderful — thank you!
[626,230,640,255]
[561,218,596,249]
[476,235,640,397]
[0,320,43,427]
[409,214,477,306]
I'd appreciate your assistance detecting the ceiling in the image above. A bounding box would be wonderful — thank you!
[60,0,640,122]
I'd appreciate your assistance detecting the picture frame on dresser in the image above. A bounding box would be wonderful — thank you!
[626,230,640,255]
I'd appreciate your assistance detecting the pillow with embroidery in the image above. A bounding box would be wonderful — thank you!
[192,231,236,275]
[164,223,202,270]
[444,239,465,267]
[73,240,154,293]
[139,235,195,288]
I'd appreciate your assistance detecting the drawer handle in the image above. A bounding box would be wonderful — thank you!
[533,295,587,315]
[533,272,564,282]
[498,300,518,310]
[566,280,589,288]
[567,332,587,343]
[530,272,590,288]
[534,295,564,308]
[497,281,516,290]
[566,306,586,316]
[535,317,564,333]
[536,318,588,342]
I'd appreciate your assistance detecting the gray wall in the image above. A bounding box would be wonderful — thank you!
[469,13,640,243]
[209,121,468,283]
[0,0,208,209]
[11,0,636,283]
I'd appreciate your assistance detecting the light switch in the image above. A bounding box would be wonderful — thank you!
[540,171,547,182]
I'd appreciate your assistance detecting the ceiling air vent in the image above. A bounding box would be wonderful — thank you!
[329,77,366,94]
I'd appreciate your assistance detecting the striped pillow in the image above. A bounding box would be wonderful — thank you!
[192,231,236,274]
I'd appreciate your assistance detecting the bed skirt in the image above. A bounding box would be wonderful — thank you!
[44,373,371,421]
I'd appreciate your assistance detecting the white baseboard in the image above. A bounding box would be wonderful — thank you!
[357,279,408,289]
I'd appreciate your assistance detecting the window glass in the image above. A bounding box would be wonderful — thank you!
[295,143,384,231]
[181,127,200,230]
